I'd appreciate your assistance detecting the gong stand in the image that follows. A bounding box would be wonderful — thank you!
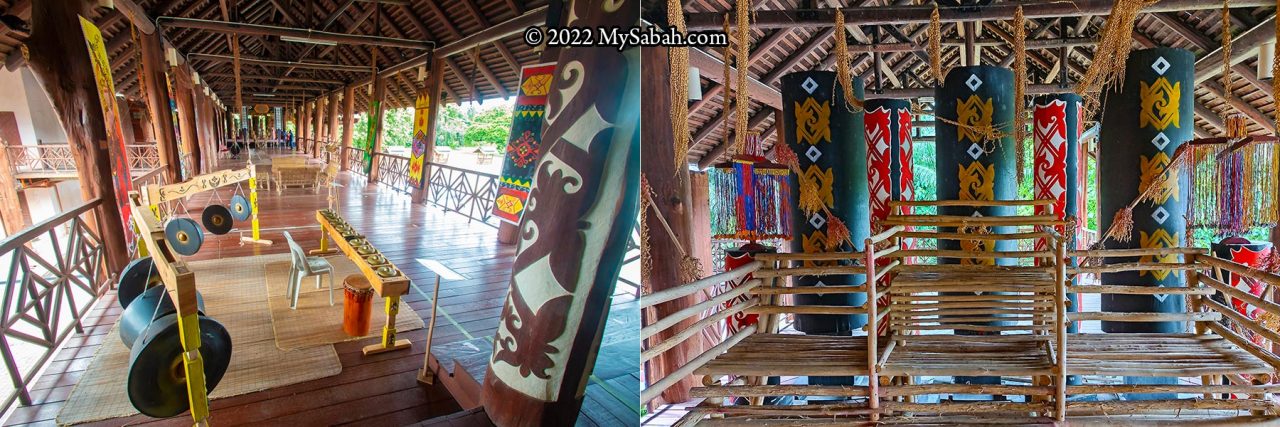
[138,162,272,247]
[314,209,413,355]
[126,193,212,426]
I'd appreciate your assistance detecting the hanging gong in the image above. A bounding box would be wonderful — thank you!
[126,313,232,418]
[229,194,251,221]
[202,205,234,235]
[118,257,161,310]
[118,285,206,347]
[164,218,204,256]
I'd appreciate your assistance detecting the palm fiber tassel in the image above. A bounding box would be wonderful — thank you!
[733,0,751,154]
[1012,5,1028,184]
[668,0,691,172]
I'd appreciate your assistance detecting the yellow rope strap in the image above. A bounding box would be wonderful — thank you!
[722,14,733,154]
[927,4,946,84]
[733,0,751,155]
[1075,0,1158,119]
[834,9,864,112]
[1222,0,1233,95]
[640,174,703,283]
[1012,5,1028,183]
[669,0,691,172]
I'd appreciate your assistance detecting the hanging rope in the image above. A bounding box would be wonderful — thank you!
[669,0,691,172]
[641,175,704,283]
[722,14,734,154]
[834,9,864,112]
[640,176,654,287]
[1222,0,1233,95]
[1012,5,1028,184]
[774,143,854,251]
[1274,13,1280,132]
[1075,0,1159,119]
[733,0,751,155]
[927,4,946,84]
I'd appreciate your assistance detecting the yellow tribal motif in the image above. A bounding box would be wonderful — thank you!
[1139,229,1178,280]
[956,95,993,143]
[960,239,994,266]
[1139,153,1179,204]
[521,73,553,96]
[796,98,832,145]
[1139,78,1180,130]
[958,162,995,201]
[802,165,835,207]
[802,231,831,267]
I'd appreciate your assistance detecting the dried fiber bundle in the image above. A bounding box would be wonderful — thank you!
[927,4,946,83]
[834,9,865,112]
[1075,0,1159,118]
[733,0,751,154]
[668,0,691,173]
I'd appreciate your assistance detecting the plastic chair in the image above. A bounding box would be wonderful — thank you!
[283,231,335,309]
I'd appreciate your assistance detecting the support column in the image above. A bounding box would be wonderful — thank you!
[479,0,638,423]
[0,118,24,235]
[935,65,1017,387]
[313,97,323,155]
[638,46,702,404]
[364,77,386,181]
[1033,93,1085,336]
[782,71,868,388]
[138,29,181,183]
[341,85,355,170]
[410,60,444,204]
[172,66,201,175]
[315,96,327,157]
[299,100,310,153]
[26,0,130,271]
[327,91,340,151]
[1098,47,1193,397]
[864,98,916,233]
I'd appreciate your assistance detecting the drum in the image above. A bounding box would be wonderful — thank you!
[342,275,374,337]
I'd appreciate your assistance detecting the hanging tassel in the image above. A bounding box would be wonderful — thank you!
[1012,5,1028,184]
[834,8,864,112]
[668,0,691,173]
[1221,0,1233,95]
[927,4,945,84]
[1076,0,1157,118]
[640,175,655,287]
[825,215,851,251]
[1107,208,1135,243]
[1273,13,1280,132]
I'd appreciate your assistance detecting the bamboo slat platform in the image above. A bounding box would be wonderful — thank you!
[696,334,873,378]
[1066,333,1273,377]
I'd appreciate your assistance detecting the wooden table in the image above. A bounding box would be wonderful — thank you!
[314,210,413,355]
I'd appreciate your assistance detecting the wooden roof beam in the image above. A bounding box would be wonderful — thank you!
[1202,80,1276,133]
[367,6,546,84]
[1152,12,1273,96]
[156,16,434,50]
[1194,15,1276,85]
[697,107,775,168]
[190,52,373,72]
[686,0,1274,30]
[419,0,509,98]
[689,48,782,109]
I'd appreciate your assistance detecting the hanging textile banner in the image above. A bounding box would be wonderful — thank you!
[80,16,135,252]
[782,71,869,336]
[363,92,381,175]
[1098,48,1192,335]
[407,91,432,189]
[708,133,792,241]
[493,63,556,225]
[864,98,915,233]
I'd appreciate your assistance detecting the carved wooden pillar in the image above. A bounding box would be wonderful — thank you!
[479,1,639,425]
[172,65,201,175]
[299,100,310,153]
[341,85,355,171]
[0,114,25,235]
[25,0,130,271]
[138,28,180,183]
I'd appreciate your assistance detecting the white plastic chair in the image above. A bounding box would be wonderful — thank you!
[283,231,335,309]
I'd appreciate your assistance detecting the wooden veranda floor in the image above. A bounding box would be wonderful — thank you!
[4,150,639,426]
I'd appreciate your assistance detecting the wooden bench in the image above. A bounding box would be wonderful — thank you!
[271,156,322,194]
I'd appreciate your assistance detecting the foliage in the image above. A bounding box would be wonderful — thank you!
[349,100,515,152]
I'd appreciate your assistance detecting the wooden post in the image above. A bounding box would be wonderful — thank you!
[0,115,25,235]
[172,65,201,175]
[138,29,181,183]
[327,91,340,152]
[411,60,444,204]
[366,77,386,183]
[478,1,638,425]
[25,0,130,272]
[315,95,327,157]
[341,85,355,170]
[312,97,323,156]
[638,45,703,404]
[299,100,309,153]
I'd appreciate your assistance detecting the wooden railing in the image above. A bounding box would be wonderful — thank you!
[6,144,160,176]
[423,162,499,227]
[0,198,110,411]
[346,147,369,177]
[373,152,411,194]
